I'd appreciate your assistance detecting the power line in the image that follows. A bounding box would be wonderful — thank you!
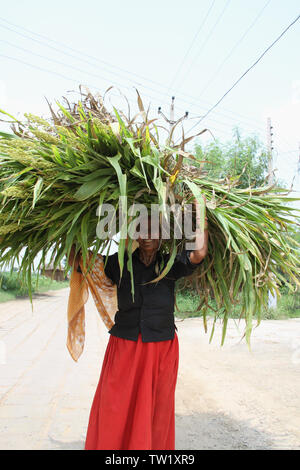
[0,49,260,137]
[197,0,272,98]
[0,17,161,90]
[0,49,294,156]
[0,15,271,132]
[0,53,105,92]
[0,39,141,97]
[161,87,268,134]
[0,22,155,96]
[0,48,292,156]
[176,0,232,92]
[186,13,300,137]
[0,16,296,154]
[0,53,265,151]
[0,30,268,138]
[1,52,292,155]
[0,53,156,120]
[166,0,216,94]
[0,42,248,136]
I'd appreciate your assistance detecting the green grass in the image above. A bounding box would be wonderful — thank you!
[174,287,300,321]
[263,292,300,320]
[1,269,299,321]
[0,271,69,303]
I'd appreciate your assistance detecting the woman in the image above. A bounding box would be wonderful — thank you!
[68,199,208,450]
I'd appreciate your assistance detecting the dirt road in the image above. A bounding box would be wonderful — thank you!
[0,288,299,450]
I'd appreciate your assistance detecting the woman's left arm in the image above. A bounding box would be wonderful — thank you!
[189,196,209,265]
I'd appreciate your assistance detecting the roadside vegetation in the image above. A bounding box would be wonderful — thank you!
[175,285,300,321]
[0,270,69,302]
[175,130,300,321]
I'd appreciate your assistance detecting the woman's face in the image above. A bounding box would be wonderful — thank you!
[137,217,160,254]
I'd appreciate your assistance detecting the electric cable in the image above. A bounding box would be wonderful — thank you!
[185,13,300,137]
[197,0,272,98]
[166,0,216,94]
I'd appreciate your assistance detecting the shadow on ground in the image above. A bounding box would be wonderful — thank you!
[47,436,85,450]
[45,411,276,450]
[175,412,276,450]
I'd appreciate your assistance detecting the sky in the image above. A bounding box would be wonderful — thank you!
[0,0,299,259]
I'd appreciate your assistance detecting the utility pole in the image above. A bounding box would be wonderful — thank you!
[266,117,277,309]
[267,117,274,184]
[170,96,175,131]
[158,96,189,134]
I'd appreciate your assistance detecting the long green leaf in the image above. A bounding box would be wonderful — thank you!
[74,176,111,201]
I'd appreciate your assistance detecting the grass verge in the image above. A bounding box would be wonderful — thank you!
[175,287,300,321]
[0,271,69,303]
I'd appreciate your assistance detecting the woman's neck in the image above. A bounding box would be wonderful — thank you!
[139,249,157,267]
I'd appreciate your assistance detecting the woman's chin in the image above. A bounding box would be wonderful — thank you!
[140,244,157,252]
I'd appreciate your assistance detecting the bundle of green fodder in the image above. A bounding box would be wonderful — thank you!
[0,87,299,345]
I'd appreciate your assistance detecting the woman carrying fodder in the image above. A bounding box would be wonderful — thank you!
[0,87,299,449]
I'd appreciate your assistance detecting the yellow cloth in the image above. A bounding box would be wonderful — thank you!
[67,251,117,362]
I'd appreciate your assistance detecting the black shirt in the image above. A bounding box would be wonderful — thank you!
[78,247,203,342]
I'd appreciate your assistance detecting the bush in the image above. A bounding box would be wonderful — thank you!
[0,271,29,296]
[175,284,300,320]
[0,270,69,301]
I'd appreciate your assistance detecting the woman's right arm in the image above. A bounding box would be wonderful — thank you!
[68,244,118,282]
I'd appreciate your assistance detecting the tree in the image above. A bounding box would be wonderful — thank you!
[194,128,273,189]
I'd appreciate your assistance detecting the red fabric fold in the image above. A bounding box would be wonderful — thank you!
[85,332,179,450]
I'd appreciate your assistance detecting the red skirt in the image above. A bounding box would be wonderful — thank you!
[84,332,179,450]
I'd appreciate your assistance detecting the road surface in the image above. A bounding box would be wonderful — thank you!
[0,288,299,450]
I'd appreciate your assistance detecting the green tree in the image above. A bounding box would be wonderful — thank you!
[194,128,272,188]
